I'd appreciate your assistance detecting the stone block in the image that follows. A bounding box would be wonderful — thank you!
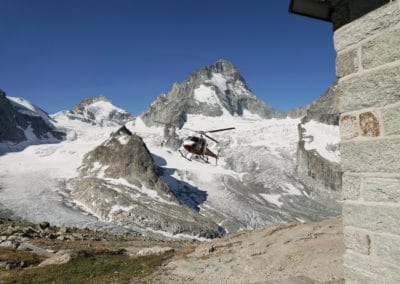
[342,175,361,200]
[341,139,400,172]
[343,202,400,235]
[334,2,400,52]
[340,114,359,140]
[362,28,400,69]
[364,177,400,202]
[374,233,400,266]
[336,48,359,78]
[337,66,400,113]
[383,106,400,135]
[344,251,400,283]
[344,227,371,255]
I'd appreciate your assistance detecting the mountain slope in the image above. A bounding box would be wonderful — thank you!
[143,217,344,284]
[0,90,65,154]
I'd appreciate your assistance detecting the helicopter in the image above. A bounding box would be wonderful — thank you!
[154,121,235,164]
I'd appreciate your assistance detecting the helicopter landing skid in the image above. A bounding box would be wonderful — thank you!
[199,155,209,164]
[179,150,192,161]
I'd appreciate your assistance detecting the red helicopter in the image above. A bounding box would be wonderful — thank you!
[155,121,235,164]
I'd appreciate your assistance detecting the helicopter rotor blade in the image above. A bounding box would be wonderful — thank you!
[203,133,219,143]
[154,120,176,127]
[205,127,235,133]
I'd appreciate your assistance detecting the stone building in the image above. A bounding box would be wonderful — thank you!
[290,0,400,283]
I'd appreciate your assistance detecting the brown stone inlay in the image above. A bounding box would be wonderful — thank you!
[341,115,357,123]
[359,112,380,137]
[341,115,358,139]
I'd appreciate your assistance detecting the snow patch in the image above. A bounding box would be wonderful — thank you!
[302,120,340,163]
[210,73,228,92]
[117,135,130,145]
[260,194,283,208]
[193,85,219,106]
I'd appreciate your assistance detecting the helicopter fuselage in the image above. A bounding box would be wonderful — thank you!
[183,136,217,158]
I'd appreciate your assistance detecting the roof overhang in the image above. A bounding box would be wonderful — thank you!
[289,0,332,22]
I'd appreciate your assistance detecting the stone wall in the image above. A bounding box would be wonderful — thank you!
[334,1,400,282]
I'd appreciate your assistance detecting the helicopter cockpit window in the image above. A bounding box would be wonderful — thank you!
[189,136,200,143]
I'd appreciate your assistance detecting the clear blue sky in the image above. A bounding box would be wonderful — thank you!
[0,0,336,115]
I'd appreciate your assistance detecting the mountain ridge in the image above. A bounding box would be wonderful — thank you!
[0,90,65,153]
[56,95,134,127]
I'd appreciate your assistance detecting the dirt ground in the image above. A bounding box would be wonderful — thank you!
[140,217,344,284]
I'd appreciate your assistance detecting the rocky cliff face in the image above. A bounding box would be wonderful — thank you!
[63,96,134,126]
[0,90,65,152]
[72,126,222,238]
[296,82,342,200]
[302,82,340,125]
[140,59,282,128]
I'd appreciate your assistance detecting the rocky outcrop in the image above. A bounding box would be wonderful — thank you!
[302,82,340,125]
[63,96,134,126]
[297,137,342,200]
[0,90,65,151]
[140,59,282,129]
[78,127,173,195]
[72,126,222,238]
[296,82,342,200]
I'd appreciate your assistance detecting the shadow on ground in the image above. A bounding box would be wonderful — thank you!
[151,153,207,212]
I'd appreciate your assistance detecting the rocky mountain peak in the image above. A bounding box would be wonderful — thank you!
[140,59,282,128]
[72,96,111,113]
[79,126,174,198]
[193,59,241,80]
[0,90,65,151]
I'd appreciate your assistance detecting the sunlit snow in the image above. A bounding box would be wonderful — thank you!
[302,120,340,163]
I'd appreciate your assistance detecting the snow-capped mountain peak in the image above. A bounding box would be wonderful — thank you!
[0,91,65,153]
[140,59,281,128]
[54,96,134,127]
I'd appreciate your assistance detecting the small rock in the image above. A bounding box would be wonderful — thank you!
[56,235,67,241]
[72,233,83,240]
[38,221,50,230]
[58,227,70,234]
[209,245,215,253]
[38,250,85,267]
[47,233,57,240]
[0,240,18,249]
[17,243,33,252]
[7,235,19,241]
[22,227,38,238]
[135,246,174,257]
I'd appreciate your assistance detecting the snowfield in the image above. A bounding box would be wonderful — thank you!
[0,108,340,237]
[0,114,125,231]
